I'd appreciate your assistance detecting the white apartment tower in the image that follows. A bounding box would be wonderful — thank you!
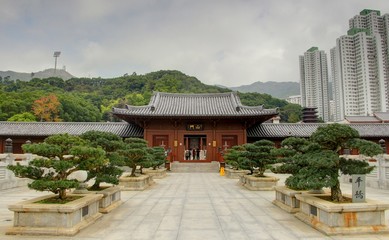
[331,9,389,121]
[299,47,330,122]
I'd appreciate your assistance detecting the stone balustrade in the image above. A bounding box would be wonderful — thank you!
[0,153,37,190]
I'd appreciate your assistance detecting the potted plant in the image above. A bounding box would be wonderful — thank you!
[225,140,279,190]
[6,134,103,236]
[277,124,389,235]
[78,130,125,213]
[272,137,319,213]
[142,146,168,178]
[223,145,250,178]
[118,138,154,190]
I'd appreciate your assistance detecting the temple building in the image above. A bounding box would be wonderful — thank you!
[1,92,389,157]
[111,92,278,162]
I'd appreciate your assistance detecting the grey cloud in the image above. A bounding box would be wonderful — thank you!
[1,0,388,87]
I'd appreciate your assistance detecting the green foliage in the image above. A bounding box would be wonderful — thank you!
[79,131,125,189]
[58,94,101,122]
[224,145,246,170]
[119,138,150,177]
[144,147,166,170]
[8,134,90,200]
[310,123,359,152]
[238,92,301,122]
[0,70,294,122]
[225,140,277,177]
[275,123,383,202]
[7,112,37,122]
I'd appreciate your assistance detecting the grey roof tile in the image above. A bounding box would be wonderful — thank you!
[0,122,143,137]
[374,112,389,122]
[248,123,389,138]
[345,116,381,123]
[112,92,278,118]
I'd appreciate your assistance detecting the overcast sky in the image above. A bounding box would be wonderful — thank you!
[1,0,388,87]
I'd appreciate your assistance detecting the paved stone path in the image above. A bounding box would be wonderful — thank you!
[1,173,389,239]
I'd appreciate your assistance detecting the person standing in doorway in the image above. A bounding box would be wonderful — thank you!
[185,149,191,160]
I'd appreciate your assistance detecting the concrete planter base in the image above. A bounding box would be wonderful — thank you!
[295,194,389,235]
[224,168,250,179]
[85,186,122,214]
[239,175,279,191]
[142,168,167,179]
[272,186,306,213]
[119,174,154,190]
[6,194,103,236]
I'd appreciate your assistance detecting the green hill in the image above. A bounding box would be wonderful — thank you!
[0,70,301,123]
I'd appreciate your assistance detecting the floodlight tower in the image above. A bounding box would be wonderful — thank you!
[53,51,61,75]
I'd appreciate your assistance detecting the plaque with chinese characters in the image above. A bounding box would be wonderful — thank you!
[186,124,203,131]
[352,174,366,203]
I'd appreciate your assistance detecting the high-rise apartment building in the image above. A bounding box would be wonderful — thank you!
[299,47,330,122]
[331,9,389,121]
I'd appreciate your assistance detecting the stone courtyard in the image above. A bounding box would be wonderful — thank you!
[1,172,389,240]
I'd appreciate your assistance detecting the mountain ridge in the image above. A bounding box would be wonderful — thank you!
[219,81,300,99]
[0,69,74,81]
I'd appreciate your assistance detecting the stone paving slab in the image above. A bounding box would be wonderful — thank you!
[0,173,389,239]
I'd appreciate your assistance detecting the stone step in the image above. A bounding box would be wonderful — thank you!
[170,161,220,173]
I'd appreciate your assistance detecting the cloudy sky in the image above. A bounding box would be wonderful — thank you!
[1,0,388,87]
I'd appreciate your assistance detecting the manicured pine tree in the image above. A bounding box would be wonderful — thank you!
[80,131,124,190]
[224,145,246,170]
[234,139,277,177]
[275,124,382,202]
[7,134,96,200]
[118,138,150,177]
[144,146,166,170]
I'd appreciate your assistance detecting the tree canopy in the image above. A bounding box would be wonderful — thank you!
[274,123,383,202]
[0,70,301,122]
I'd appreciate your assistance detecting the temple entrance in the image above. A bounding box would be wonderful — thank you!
[183,135,207,160]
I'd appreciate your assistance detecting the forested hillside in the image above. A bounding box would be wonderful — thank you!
[0,70,301,123]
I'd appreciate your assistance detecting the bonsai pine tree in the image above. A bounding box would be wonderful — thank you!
[272,137,322,190]
[144,146,166,170]
[236,139,277,177]
[7,134,88,200]
[224,145,246,170]
[80,131,124,190]
[277,124,382,202]
[118,138,150,177]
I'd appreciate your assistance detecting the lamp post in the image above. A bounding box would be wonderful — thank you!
[379,139,386,153]
[4,138,12,153]
[53,51,61,75]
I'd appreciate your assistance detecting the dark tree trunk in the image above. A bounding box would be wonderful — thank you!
[130,165,137,177]
[331,180,343,202]
[59,189,67,200]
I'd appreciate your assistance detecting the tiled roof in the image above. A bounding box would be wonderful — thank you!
[345,116,381,123]
[2,122,389,139]
[0,122,143,137]
[112,92,278,118]
[248,123,389,138]
[374,112,389,122]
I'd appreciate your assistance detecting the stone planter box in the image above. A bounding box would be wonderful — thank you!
[119,174,154,190]
[224,168,250,179]
[87,186,122,214]
[295,194,389,235]
[142,168,167,179]
[6,194,103,236]
[272,186,306,213]
[239,175,279,191]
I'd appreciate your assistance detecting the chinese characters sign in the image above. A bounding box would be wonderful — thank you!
[186,124,203,131]
[352,174,366,203]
